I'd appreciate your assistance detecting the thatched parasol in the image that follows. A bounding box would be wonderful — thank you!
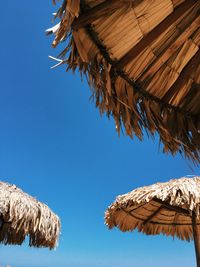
[105,176,200,267]
[0,181,60,249]
[48,0,200,164]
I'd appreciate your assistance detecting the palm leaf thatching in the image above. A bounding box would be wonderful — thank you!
[105,176,200,241]
[0,181,60,249]
[105,176,200,266]
[48,0,200,164]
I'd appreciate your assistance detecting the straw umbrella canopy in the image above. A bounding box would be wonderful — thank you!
[105,176,200,267]
[48,0,200,164]
[0,181,60,249]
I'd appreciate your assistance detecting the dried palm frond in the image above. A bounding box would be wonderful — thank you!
[48,0,200,164]
[105,176,200,241]
[0,181,60,249]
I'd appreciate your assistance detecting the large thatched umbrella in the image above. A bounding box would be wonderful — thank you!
[0,181,60,249]
[105,176,200,267]
[48,0,200,164]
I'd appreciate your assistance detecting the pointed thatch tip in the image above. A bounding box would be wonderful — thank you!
[0,181,61,249]
[105,176,200,241]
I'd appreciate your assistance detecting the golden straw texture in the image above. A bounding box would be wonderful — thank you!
[105,176,200,241]
[48,0,200,164]
[0,182,60,249]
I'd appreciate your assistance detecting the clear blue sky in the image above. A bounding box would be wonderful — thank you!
[0,1,199,267]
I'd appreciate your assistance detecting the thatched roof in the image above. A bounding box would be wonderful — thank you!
[48,0,200,164]
[105,176,200,241]
[0,181,60,249]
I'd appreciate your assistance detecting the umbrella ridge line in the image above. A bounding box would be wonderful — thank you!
[75,0,199,114]
[121,199,191,220]
[126,207,189,221]
[49,0,200,164]
[80,2,200,164]
[153,198,191,216]
[82,9,195,118]
[143,205,163,225]
[119,198,194,217]
[120,207,195,226]
[105,177,200,265]
[142,209,189,221]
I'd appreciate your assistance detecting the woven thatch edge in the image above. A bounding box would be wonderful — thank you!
[48,0,200,164]
[0,182,60,249]
[105,176,200,240]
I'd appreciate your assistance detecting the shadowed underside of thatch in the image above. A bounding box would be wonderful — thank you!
[0,182,60,249]
[105,176,200,241]
[48,0,200,164]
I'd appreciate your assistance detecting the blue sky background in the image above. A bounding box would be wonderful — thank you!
[0,1,199,267]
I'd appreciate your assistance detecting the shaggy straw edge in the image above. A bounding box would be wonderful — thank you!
[105,176,200,241]
[0,182,60,249]
[49,0,200,165]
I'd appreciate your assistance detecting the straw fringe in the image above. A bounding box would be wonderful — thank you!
[0,182,60,249]
[105,176,200,241]
[48,0,80,47]
[48,0,200,164]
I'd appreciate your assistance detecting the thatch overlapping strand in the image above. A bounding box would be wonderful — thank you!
[105,176,200,241]
[0,182,60,249]
[48,0,200,164]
